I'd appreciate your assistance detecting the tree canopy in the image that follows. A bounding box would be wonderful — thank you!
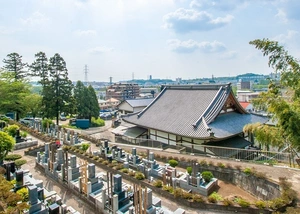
[0,131,15,163]
[0,71,31,120]
[74,81,100,122]
[2,53,28,81]
[244,39,300,152]
[31,53,74,124]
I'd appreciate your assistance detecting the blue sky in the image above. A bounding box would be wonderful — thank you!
[0,0,299,82]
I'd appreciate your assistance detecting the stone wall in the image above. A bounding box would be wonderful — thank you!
[14,140,38,150]
[157,158,281,201]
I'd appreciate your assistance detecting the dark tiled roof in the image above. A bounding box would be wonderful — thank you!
[209,112,268,138]
[122,84,264,139]
[125,98,154,108]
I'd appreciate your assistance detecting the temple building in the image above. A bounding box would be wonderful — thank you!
[121,84,268,149]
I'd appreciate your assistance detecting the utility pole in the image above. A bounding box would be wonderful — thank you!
[84,64,88,84]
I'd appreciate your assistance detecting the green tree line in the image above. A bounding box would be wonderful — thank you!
[1,52,100,125]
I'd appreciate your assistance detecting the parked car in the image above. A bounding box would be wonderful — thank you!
[60,115,67,121]
[19,118,34,126]
[0,115,11,120]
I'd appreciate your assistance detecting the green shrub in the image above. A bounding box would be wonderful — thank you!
[10,179,16,185]
[42,119,53,129]
[217,162,225,168]
[20,131,28,138]
[243,167,253,175]
[182,191,193,200]
[255,200,267,209]
[15,159,27,170]
[202,171,214,183]
[4,125,19,137]
[269,198,286,210]
[17,187,29,202]
[192,194,205,203]
[223,198,233,206]
[168,159,178,168]
[81,143,90,151]
[102,160,109,165]
[162,185,174,193]
[4,154,22,161]
[90,117,105,127]
[199,160,208,166]
[120,168,129,174]
[173,188,183,198]
[114,163,123,170]
[186,166,192,175]
[236,198,250,207]
[208,192,223,203]
[134,172,145,180]
[153,180,163,188]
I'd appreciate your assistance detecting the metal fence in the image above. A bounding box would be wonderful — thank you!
[114,135,294,165]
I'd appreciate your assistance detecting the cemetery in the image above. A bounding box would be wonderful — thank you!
[3,121,297,213]
[2,161,80,214]
[35,142,186,214]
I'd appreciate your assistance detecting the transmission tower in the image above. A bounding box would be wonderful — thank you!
[84,65,88,84]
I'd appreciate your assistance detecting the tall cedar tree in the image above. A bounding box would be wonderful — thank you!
[2,52,28,80]
[74,81,100,122]
[30,52,50,117]
[244,39,300,157]
[29,52,48,85]
[87,84,100,121]
[46,53,73,125]
[74,81,88,118]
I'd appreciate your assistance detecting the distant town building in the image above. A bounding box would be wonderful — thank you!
[236,90,260,102]
[106,83,140,101]
[139,87,158,98]
[237,80,252,90]
[117,98,154,115]
[98,98,120,110]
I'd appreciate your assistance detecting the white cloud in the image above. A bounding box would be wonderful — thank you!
[88,46,114,54]
[163,8,234,33]
[190,0,247,11]
[276,9,288,23]
[167,39,226,53]
[20,12,49,26]
[219,51,238,59]
[74,30,97,37]
[273,30,299,43]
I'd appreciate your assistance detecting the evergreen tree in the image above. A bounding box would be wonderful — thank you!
[30,52,50,118]
[29,52,49,85]
[74,81,89,118]
[2,52,28,80]
[87,84,100,121]
[74,81,100,122]
[45,53,73,125]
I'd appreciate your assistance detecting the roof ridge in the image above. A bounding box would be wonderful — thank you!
[165,83,230,90]
[192,85,225,127]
